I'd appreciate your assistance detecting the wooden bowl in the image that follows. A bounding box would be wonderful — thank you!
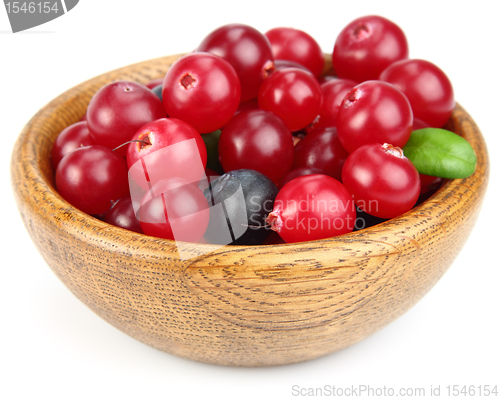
[10,54,489,367]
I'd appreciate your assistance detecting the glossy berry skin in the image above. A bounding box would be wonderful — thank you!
[413,117,430,131]
[333,15,409,83]
[218,109,294,184]
[314,78,357,130]
[265,27,324,77]
[379,59,455,128]
[279,167,325,189]
[258,68,323,132]
[162,52,241,133]
[204,169,279,245]
[127,118,207,190]
[342,143,420,219]
[293,127,349,182]
[51,121,95,169]
[56,145,129,215]
[337,80,413,153]
[267,174,356,243]
[197,23,274,101]
[236,99,259,114]
[139,177,209,243]
[105,195,143,234]
[273,59,313,74]
[86,81,166,155]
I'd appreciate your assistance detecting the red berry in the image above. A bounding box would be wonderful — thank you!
[342,143,420,219]
[333,15,409,83]
[218,109,294,184]
[56,145,129,215]
[265,27,324,77]
[379,59,455,128]
[292,126,349,182]
[313,78,357,130]
[337,80,413,153]
[258,68,323,132]
[139,177,209,243]
[267,174,356,243]
[162,52,241,133]
[51,121,95,170]
[86,81,166,155]
[279,167,325,189]
[127,118,207,191]
[273,59,313,74]
[105,195,143,233]
[197,23,274,102]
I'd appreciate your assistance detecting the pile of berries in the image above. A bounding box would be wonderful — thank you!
[52,15,458,245]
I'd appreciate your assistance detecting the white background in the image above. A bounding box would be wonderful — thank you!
[1,1,499,399]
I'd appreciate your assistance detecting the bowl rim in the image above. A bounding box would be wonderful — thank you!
[10,53,490,265]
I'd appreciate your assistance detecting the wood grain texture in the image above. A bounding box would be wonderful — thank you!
[10,54,489,366]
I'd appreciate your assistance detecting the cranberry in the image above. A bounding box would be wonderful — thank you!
[51,121,95,170]
[267,174,356,243]
[292,126,349,181]
[313,78,357,130]
[342,143,420,219]
[333,15,409,83]
[279,167,325,189]
[218,109,294,184]
[258,68,323,132]
[336,80,413,153]
[139,177,209,243]
[236,99,259,114]
[273,59,313,74]
[105,195,143,233]
[413,118,431,131]
[55,145,129,215]
[86,81,166,155]
[379,59,455,128]
[162,52,241,133]
[265,27,324,77]
[127,118,207,191]
[197,23,274,101]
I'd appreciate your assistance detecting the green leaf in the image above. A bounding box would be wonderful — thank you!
[403,128,477,179]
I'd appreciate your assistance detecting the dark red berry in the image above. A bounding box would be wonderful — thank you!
[105,195,143,233]
[86,81,166,155]
[379,58,455,128]
[197,23,274,101]
[333,15,409,83]
[258,68,323,132]
[51,121,95,170]
[265,27,324,77]
[292,126,349,182]
[342,143,420,219]
[267,174,356,243]
[337,80,413,153]
[56,145,129,215]
[162,52,241,133]
[218,109,294,184]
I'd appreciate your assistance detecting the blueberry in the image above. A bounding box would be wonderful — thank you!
[204,169,278,245]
